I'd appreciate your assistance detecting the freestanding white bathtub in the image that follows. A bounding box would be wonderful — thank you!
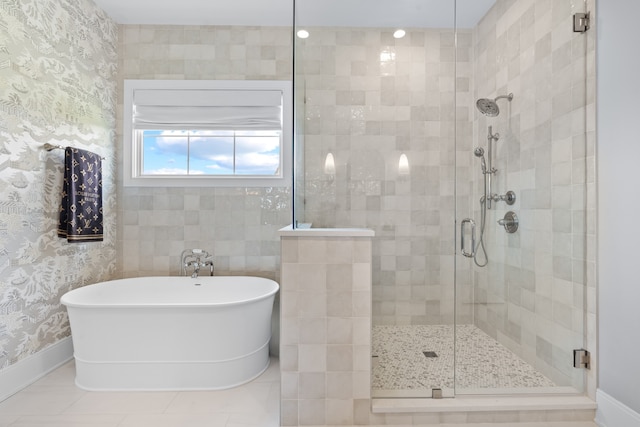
[61,276,279,391]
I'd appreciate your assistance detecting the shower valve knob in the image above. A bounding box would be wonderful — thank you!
[503,190,516,205]
[498,211,518,233]
[491,190,516,205]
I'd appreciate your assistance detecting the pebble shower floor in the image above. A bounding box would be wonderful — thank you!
[372,324,555,392]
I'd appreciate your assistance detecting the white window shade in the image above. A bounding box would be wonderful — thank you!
[132,89,283,130]
[123,79,292,187]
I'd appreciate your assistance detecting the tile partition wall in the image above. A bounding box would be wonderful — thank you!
[468,0,597,391]
[279,229,374,426]
[116,25,293,280]
[278,228,596,425]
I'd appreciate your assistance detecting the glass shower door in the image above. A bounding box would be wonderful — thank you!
[293,0,592,401]
[293,0,458,399]
[455,0,590,395]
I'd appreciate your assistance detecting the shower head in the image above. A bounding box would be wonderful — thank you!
[476,98,500,117]
[475,93,514,117]
[474,147,487,173]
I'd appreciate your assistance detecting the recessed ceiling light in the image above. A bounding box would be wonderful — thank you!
[297,29,309,39]
[393,29,406,39]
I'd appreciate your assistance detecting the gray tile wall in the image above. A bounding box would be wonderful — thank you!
[294,0,596,394]
[116,25,293,280]
[469,0,596,389]
[295,27,472,326]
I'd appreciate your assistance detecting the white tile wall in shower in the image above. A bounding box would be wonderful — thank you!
[295,1,596,394]
[296,27,471,326]
[470,0,596,391]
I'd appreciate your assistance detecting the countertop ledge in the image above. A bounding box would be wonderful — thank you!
[278,225,375,237]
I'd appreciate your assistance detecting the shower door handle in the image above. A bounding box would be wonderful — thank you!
[461,218,476,258]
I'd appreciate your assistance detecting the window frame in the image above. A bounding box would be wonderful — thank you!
[123,79,292,187]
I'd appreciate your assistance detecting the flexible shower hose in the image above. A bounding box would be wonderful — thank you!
[474,174,489,268]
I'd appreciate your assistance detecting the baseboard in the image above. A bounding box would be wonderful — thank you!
[596,389,640,427]
[0,337,73,402]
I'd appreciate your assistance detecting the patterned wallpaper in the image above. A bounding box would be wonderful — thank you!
[0,0,117,369]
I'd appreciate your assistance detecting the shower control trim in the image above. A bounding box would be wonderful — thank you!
[498,211,519,233]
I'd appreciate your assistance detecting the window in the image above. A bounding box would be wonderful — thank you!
[123,80,292,187]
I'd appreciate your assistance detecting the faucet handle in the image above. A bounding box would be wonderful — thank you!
[201,257,215,276]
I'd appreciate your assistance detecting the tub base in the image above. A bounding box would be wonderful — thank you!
[73,343,270,391]
[62,276,279,391]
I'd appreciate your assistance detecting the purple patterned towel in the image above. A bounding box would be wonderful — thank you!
[57,147,103,242]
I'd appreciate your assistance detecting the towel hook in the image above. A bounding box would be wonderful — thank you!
[43,143,64,151]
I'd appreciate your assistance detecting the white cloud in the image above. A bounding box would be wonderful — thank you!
[144,130,281,175]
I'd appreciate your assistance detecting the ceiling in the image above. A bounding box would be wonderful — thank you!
[92,0,495,29]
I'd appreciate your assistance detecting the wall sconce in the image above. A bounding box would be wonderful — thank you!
[324,152,335,175]
[393,29,406,39]
[398,153,410,175]
[297,29,310,39]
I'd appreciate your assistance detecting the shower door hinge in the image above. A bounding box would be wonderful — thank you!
[573,349,591,369]
[573,12,590,33]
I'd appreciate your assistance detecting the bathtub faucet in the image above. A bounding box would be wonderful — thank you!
[187,259,201,278]
[180,249,214,278]
[188,257,215,278]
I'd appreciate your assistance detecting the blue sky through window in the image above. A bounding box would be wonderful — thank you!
[141,130,281,176]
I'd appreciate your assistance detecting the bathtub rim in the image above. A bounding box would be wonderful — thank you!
[61,275,279,309]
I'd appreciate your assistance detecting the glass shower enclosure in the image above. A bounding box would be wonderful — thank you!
[293,0,590,398]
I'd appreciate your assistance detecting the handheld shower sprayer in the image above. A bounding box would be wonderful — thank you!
[474,147,486,173]
[469,92,517,269]
[472,145,490,268]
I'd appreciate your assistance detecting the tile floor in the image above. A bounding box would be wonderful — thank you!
[0,357,598,427]
[0,358,280,427]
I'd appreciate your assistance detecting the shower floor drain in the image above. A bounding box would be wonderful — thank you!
[423,351,438,358]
